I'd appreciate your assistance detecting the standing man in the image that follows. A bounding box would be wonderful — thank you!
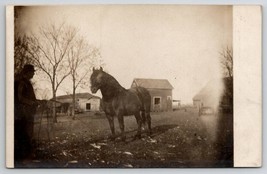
[14,64,39,165]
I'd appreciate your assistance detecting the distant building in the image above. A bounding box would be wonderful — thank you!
[193,79,225,111]
[56,93,101,113]
[131,78,174,112]
[172,100,181,110]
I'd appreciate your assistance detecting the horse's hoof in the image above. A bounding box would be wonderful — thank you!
[135,134,141,139]
[108,135,116,141]
[121,136,126,142]
[117,136,126,142]
[148,131,152,136]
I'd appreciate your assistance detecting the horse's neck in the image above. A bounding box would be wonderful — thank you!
[100,74,125,100]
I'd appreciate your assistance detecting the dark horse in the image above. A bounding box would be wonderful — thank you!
[90,67,151,141]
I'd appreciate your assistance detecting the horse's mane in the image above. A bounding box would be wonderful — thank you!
[101,71,125,90]
[93,70,126,100]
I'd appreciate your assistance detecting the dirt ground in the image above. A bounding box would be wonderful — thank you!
[19,108,233,168]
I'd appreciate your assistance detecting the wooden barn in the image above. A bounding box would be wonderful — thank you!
[56,93,101,113]
[131,78,174,112]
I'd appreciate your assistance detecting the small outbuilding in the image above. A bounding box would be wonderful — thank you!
[56,93,101,113]
[172,100,181,110]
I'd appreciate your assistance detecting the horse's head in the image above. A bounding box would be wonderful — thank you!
[90,67,104,94]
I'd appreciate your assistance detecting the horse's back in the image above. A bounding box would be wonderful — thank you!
[107,90,141,115]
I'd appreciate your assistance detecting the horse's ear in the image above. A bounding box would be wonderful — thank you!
[100,66,103,71]
[93,67,95,71]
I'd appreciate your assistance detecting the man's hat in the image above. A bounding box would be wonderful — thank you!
[22,64,35,73]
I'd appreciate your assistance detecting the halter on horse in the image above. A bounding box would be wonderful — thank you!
[90,67,151,141]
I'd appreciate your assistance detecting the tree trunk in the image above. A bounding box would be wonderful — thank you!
[72,87,76,120]
[72,78,76,120]
[52,90,57,123]
[52,69,57,123]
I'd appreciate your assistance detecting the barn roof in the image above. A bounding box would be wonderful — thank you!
[132,78,174,90]
[193,78,225,101]
[56,93,101,100]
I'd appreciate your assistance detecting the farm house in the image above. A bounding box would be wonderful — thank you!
[131,78,174,112]
[56,93,101,113]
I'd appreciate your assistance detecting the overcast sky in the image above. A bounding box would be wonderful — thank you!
[16,5,232,104]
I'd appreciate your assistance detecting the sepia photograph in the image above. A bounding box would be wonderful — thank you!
[9,5,235,168]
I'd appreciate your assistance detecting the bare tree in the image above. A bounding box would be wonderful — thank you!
[67,37,103,119]
[220,47,233,113]
[28,23,77,122]
[220,47,233,78]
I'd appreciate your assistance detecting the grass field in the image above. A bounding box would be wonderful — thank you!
[25,108,233,168]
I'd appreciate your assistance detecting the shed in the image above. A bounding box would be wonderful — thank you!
[56,93,101,112]
[172,100,181,110]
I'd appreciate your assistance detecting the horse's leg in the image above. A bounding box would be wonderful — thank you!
[134,112,142,139]
[146,112,152,135]
[141,110,146,130]
[106,115,115,140]
[117,115,126,141]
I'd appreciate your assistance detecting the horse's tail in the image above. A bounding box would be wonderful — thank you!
[134,87,152,134]
[134,86,151,112]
